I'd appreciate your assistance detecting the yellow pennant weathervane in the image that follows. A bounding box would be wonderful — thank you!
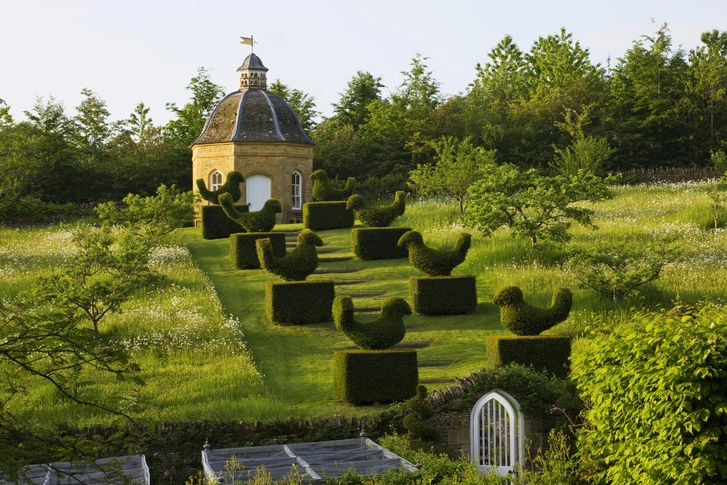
[240,35,256,53]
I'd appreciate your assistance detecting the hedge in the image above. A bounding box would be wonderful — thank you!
[351,227,411,260]
[486,335,572,378]
[201,205,246,240]
[493,286,573,336]
[264,280,335,325]
[333,349,418,405]
[303,202,354,231]
[230,232,286,269]
[409,275,477,315]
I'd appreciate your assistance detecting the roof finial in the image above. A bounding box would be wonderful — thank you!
[240,35,256,53]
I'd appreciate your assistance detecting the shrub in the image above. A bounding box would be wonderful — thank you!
[264,280,334,325]
[303,202,354,231]
[201,205,246,240]
[573,304,727,484]
[409,276,477,315]
[333,350,418,405]
[563,237,676,300]
[0,197,83,224]
[493,286,572,336]
[333,296,411,350]
[230,232,286,269]
[397,231,472,277]
[403,385,440,441]
[351,227,411,260]
[487,336,572,378]
[257,230,323,281]
[347,191,406,228]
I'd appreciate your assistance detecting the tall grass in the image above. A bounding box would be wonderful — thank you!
[1,180,725,425]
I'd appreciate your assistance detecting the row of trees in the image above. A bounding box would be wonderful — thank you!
[1,24,725,206]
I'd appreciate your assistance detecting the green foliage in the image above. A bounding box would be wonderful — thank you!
[347,191,407,227]
[408,275,477,316]
[408,137,495,214]
[712,149,727,175]
[332,71,385,130]
[303,201,355,230]
[493,286,572,336]
[200,205,247,240]
[351,227,411,260]
[310,169,357,201]
[0,197,82,224]
[564,237,677,300]
[165,67,225,146]
[573,304,727,484]
[551,109,614,176]
[403,386,440,441]
[398,230,472,276]
[707,185,727,229]
[487,336,572,378]
[333,296,411,350]
[333,350,418,405]
[257,229,322,281]
[195,171,244,204]
[220,194,281,232]
[466,167,612,245]
[264,280,334,325]
[230,232,286,270]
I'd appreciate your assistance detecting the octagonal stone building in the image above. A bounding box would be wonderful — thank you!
[191,52,314,224]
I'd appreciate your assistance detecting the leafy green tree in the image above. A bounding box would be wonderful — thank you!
[465,167,612,245]
[573,303,727,484]
[268,79,319,134]
[332,70,384,130]
[165,67,225,146]
[408,136,495,214]
[35,185,194,339]
[551,108,614,176]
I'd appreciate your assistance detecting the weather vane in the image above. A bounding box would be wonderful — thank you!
[240,35,257,53]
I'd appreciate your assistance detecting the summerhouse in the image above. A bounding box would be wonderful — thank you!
[191,51,314,224]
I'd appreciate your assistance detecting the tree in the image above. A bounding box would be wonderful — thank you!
[465,167,612,245]
[332,71,385,130]
[34,185,194,339]
[165,67,225,146]
[268,79,319,134]
[573,304,727,484]
[408,136,495,214]
[551,108,614,176]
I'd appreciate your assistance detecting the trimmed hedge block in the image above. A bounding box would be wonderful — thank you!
[409,275,477,315]
[333,349,418,405]
[265,280,335,325]
[351,227,411,260]
[303,202,354,231]
[201,205,246,240]
[230,232,286,269]
[487,335,572,378]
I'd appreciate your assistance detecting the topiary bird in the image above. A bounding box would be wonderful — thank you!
[310,169,357,201]
[397,230,472,276]
[256,229,323,281]
[346,191,406,227]
[334,295,412,350]
[196,171,244,204]
[493,286,573,336]
[403,385,440,441]
[219,194,281,233]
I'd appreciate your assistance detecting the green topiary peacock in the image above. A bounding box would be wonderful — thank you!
[493,286,573,336]
[196,171,244,205]
[310,169,356,201]
[256,229,323,281]
[333,295,412,350]
[219,193,281,232]
[397,230,472,276]
[346,191,406,227]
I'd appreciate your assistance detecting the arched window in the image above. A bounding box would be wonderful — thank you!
[291,171,302,210]
[209,170,223,191]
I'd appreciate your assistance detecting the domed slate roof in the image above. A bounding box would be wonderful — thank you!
[192,90,314,146]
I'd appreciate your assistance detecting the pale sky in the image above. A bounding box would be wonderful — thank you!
[3,0,726,126]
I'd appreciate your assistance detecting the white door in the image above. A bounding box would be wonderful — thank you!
[246,174,271,211]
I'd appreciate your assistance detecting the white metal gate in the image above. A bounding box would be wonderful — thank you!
[470,390,524,478]
[246,174,271,211]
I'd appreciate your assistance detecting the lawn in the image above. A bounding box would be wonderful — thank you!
[1,180,725,426]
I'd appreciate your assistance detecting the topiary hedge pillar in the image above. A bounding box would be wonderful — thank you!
[265,280,335,325]
[409,275,477,315]
[486,335,572,378]
[201,205,246,240]
[303,202,354,231]
[333,349,418,405]
[351,227,411,260]
[230,232,286,269]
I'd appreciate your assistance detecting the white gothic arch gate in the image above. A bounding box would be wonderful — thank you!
[470,390,524,478]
